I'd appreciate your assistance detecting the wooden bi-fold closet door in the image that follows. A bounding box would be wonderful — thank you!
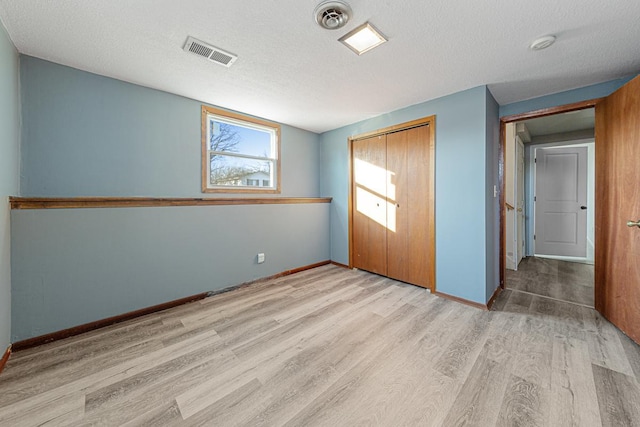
[351,118,435,290]
[352,134,388,276]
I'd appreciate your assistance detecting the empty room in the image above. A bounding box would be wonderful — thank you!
[1,1,639,425]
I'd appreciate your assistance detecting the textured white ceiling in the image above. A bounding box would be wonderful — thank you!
[0,0,638,133]
[523,108,595,137]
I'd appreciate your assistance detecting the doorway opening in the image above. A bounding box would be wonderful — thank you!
[500,102,597,308]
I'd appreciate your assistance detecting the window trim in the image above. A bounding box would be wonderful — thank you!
[201,105,281,194]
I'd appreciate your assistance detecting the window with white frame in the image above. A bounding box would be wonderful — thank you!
[202,106,280,193]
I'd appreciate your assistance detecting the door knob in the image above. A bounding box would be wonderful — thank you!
[580,206,587,210]
[627,220,640,228]
[517,208,523,212]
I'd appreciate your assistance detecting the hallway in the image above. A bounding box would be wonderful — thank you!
[505,257,594,307]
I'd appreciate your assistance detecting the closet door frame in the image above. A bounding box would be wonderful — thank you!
[348,115,436,292]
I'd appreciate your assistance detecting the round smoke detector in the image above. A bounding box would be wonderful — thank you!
[314,1,352,30]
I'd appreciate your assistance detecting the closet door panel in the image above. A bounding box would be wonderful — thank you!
[386,130,410,282]
[352,135,388,275]
[406,125,432,288]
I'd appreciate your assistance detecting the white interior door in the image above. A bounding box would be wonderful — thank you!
[534,146,588,257]
[516,137,525,266]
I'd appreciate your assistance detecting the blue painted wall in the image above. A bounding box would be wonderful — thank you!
[11,203,329,341]
[20,56,320,198]
[320,86,496,304]
[13,56,328,341]
[0,21,20,351]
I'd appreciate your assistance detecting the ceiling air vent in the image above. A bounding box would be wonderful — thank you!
[183,36,237,67]
[314,1,352,30]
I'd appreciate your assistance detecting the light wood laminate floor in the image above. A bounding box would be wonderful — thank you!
[506,257,594,307]
[1,264,639,426]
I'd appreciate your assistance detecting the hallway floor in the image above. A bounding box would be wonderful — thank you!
[506,257,594,307]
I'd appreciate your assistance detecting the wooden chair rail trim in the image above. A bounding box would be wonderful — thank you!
[9,197,332,210]
[11,260,332,352]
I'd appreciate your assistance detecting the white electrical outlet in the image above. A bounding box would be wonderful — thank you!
[257,253,265,264]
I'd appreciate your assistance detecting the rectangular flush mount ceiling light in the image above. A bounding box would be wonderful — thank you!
[339,22,387,55]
